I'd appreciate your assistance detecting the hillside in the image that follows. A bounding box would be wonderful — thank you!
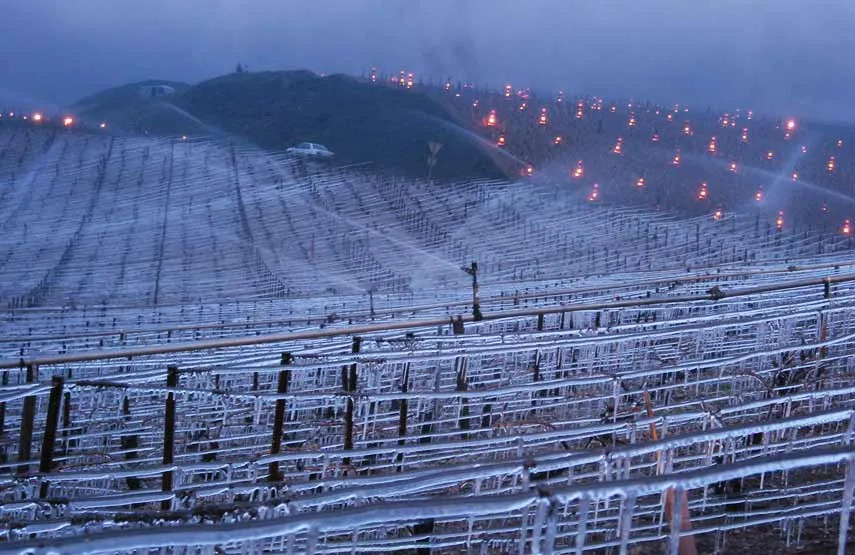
[72,79,207,136]
[72,70,855,223]
[73,71,508,179]
[2,123,853,309]
[435,85,855,219]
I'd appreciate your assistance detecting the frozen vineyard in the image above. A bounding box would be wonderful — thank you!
[1,124,855,553]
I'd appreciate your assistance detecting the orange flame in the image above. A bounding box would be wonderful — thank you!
[486,110,497,127]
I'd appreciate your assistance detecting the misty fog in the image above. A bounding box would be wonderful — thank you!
[2,0,854,121]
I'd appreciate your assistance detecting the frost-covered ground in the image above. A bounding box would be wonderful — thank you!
[1,123,853,310]
[1,121,855,553]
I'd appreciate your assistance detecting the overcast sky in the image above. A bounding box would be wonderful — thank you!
[2,0,854,121]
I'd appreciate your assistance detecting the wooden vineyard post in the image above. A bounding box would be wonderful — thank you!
[122,396,141,490]
[819,278,831,366]
[61,390,72,456]
[456,357,470,435]
[463,262,482,321]
[481,399,493,430]
[343,337,361,466]
[396,363,410,473]
[0,368,6,442]
[452,316,465,335]
[531,350,542,402]
[644,391,697,555]
[413,518,435,555]
[17,364,37,476]
[161,365,178,510]
[268,352,293,482]
[821,281,831,356]
[38,376,64,498]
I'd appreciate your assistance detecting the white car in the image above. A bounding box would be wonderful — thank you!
[286,142,334,157]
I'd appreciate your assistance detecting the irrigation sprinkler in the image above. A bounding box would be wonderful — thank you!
[462,261,482,321]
